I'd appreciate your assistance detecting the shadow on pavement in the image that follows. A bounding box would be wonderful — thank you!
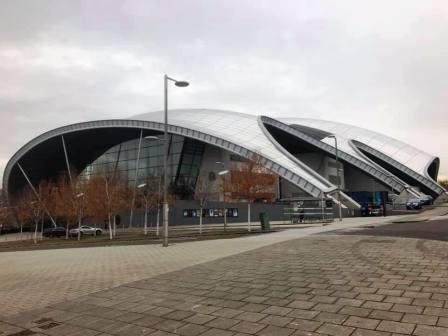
[331,218,448,241]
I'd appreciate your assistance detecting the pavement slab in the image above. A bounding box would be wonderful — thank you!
[4,233,448,335]
[0,216,396,317]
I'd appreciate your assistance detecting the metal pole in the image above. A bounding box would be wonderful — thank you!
[163,74,169,247]
[332,136,342,221]
[17,162,57,227]
[77,203,82,241]
[223,177,227,231]
[157,175,161,237]
[61,135,73,186]
[144,194,148,235]
[129,129,143,228]
[112,143,122,180]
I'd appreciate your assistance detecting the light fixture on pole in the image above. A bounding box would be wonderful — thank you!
[137,183,149,235]
[215,161,229,230]
[218,169,229,176]
[163,74,189,247]
[327,135,342,222]
[144,135,161,141]
[218,169,229,231]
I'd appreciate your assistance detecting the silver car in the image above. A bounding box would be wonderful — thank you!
[69,226,102,237]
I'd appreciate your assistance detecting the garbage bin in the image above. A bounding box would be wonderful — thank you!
[259,212,270,231]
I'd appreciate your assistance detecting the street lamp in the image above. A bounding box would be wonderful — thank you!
[216,162,229,230]
[218,169,229,230]
[137,183,149,235]
[145,135,161,140]
[327,135,342,222]
[162,74,189,247]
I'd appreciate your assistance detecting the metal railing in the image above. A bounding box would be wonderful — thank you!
[283,207,334,224]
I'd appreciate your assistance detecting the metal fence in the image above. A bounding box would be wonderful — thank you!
[282,198,335,224]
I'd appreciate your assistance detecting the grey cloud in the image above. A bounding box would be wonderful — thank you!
[1,0,447,183]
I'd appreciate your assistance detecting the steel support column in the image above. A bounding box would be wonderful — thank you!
[17,162,57,227]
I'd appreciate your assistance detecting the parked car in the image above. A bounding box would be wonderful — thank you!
[43,227,66,238]
[406,198,424,210]
[417,195,433,206]
[69,226,102,237]
[0,225,20,235]
[361,204,383,216]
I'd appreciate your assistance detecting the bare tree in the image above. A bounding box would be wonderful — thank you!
[85,169,129,240]
[14,188,36,240]
[194,173,213,234]
[36,180,55,240]
[137,174,162,235]
[30,200,43,244]
[440,180,448,190]
[0,206,13,235]
[226,155,277,231]
[52,174,78,239]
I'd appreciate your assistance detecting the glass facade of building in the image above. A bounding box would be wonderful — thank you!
[80,135,205,198]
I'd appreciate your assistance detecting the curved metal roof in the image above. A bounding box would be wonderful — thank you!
[4,108,444,200]
[132,109,336,197]
[4,109,334,198]
[280,117,437,178]
[279,117,444,196]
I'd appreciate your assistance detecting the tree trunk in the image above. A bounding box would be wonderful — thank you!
[113,215,117,237]
[19,223,23,241]
[40,213,45,240]
[77,212,82,241]
[108,213,113,240]
[66,221,69,240]
[34,220,39,244]
[156,205,160,237]
[199,207,203,234]
[224,205,227,232]
[144,202,148,235]
[247,202,251,232]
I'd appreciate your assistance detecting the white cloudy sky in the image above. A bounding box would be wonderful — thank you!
[1,0,447,184]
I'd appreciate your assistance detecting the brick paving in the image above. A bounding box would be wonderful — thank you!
[0,217,393,316]
[3,234,448,335]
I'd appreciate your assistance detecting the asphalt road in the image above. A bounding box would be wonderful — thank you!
[336,218,448,241]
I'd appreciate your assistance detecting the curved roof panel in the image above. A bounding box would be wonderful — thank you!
[132,109,336,196]
[280,117,437,178]
[4,108,443,201]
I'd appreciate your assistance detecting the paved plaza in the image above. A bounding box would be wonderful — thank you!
[1,216,448,335]
[0,217,392,317]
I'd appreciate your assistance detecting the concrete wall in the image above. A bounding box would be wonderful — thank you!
[120,200,287,227]
[194,144,224,201]
[344,164,390,192]
[280,178,308,199]
[295,152,327,177]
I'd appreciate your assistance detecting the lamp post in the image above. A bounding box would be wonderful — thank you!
[218,170,229,222]
[216,161,229,231]
[162,75,189,247]
[137,183,149,235]
[328,135,342,221]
